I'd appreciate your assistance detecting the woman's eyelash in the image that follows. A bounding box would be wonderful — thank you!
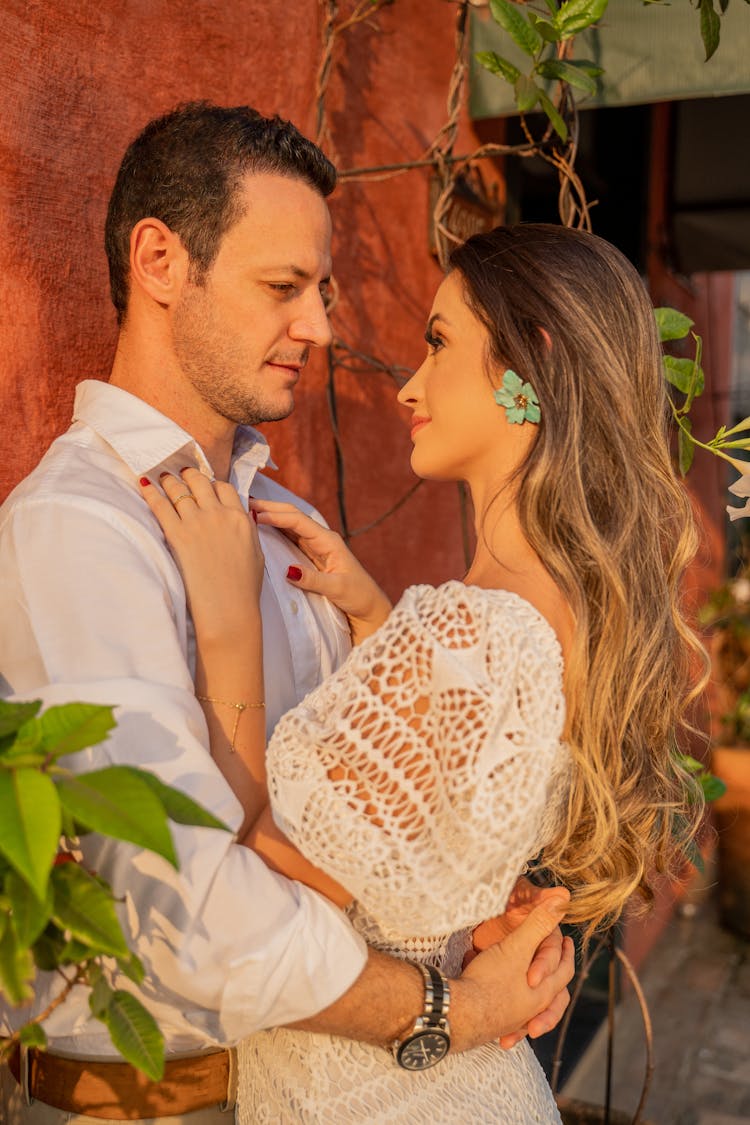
[424,330,444,352]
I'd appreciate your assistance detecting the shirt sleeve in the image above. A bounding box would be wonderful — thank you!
[0,496,366,1046]
[268,583,569,940]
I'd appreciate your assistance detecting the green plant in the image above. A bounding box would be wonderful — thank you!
[0,698,228,1078]
[476,0,606,143]
[654,306,750,478]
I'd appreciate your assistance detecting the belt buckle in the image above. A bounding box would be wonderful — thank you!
[19,1044,34,1107]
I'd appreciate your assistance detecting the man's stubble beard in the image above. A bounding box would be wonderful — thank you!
[172,286,294,428]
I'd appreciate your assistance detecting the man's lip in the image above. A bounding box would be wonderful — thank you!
[410,418,431,438]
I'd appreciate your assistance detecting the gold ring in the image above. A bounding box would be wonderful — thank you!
[173,492,198,508]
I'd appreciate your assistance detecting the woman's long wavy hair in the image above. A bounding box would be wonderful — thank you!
[450,224,708,934]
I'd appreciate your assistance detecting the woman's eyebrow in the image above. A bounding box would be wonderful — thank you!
[426,312,451,333]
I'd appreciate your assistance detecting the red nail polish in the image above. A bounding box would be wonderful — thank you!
[251,509,258,523]
[159,471,170,479]
[287,566,302,582]
[139,477,151,487]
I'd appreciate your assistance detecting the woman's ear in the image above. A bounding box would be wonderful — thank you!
[129,218,189,310]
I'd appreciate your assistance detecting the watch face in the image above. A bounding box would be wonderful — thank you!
[396,1030,450,1071]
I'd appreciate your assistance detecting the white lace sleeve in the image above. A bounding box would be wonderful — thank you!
[267,581,569,939]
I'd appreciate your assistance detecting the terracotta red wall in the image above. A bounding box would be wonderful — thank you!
[0,0,487,601]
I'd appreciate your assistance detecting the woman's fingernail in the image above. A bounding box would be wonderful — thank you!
[287,566,302,582]
[139,477,151,487]
[251,509,258,523]
[159,471,170,479]
[180,466,191,473]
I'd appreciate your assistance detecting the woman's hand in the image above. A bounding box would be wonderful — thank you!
[465,879,572,1049]
[141,469,264,647]
[250,498,392,643]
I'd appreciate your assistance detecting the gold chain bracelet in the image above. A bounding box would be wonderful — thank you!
[196,695,265,752]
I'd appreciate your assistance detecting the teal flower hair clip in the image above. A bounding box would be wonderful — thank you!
[494,369,541,425]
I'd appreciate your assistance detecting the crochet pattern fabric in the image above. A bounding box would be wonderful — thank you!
[238,582,570,1124]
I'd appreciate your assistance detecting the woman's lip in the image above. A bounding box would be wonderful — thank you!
[410,418,430,438]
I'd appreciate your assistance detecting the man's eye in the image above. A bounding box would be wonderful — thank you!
[269,283,295,294]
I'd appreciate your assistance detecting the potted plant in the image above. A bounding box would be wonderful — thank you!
[700,568,750,939]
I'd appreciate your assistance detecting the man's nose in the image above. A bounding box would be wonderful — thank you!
[289,291,333,349]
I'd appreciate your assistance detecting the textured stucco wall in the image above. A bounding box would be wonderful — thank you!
[0,0,490,598]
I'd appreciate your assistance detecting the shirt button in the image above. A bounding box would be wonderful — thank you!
[290,600,299,615]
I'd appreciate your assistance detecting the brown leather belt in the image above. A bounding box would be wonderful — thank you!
[7,1043,232,1120]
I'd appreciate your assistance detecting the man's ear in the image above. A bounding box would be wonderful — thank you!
[129,218,189,309]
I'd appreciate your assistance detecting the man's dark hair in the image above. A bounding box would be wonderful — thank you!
[104,101,337,324]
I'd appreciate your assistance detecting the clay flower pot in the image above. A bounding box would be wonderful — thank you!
[710,745,750,938]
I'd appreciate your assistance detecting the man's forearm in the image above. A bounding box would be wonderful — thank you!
[289,948,422,1047]
[290,896,574,1055]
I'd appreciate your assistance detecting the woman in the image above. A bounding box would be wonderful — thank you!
[142,224,705,1122]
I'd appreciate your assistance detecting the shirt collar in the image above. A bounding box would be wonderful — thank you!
[72,380,276,480]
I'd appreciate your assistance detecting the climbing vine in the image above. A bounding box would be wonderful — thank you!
[312,0,750,553]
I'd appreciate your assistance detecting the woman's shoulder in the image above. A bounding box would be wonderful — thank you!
[395,579,564,663]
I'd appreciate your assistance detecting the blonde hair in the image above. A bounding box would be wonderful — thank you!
[450,225,708,934]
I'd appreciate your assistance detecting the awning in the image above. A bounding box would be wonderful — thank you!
[469,0,750,119]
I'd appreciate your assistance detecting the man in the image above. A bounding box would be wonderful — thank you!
[0,103,573,1123]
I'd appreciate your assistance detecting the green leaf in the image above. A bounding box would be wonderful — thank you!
[475,51,521,84]
[556,0,609,37]
[515,74,540,114]
[699,0,721,60]
[489,0,543,57]
[50,862,130,958]
[135,770,229,832]
[57,767,178,869]
[655,306,694,342]
[702,774,727,801]
[0,919,35,1004]
[100,991,165,1080]
[116,952,146,986]
[31,924,66,971]
[681,833,705,873]
[33,703,116,760]
[0,700,42,740]
[676,753,704,774]
[536,58,598,95]
[89,972,114,1019]
[59,937,99,965]
[563,59,605,77]
[0,769,61,901]
[5,870,53,947]
[538,89,569,142]
[678,419,695,476]
[19,1022,48,1048]
[663,355,705,397]
[528,13,561,42]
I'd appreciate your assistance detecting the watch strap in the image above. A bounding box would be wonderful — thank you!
[418,962,451,1028]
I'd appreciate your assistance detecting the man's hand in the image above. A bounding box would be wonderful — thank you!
[450,890,574,1054]
[468,880,573,1049]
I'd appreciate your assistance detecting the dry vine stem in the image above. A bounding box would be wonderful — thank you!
[314,0,594,546]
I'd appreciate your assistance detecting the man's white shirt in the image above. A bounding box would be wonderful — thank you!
[0,379,367,1055]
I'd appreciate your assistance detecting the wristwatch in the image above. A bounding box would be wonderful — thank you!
[393,962,451,1070]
